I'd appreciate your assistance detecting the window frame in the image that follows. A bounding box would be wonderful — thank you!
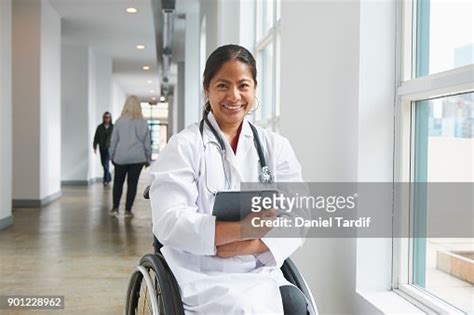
[253,0,281,131]
[393,1,473,313]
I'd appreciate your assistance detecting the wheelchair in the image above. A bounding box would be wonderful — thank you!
[125,186,316,315]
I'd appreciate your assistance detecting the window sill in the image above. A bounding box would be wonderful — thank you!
[356,289,425,314]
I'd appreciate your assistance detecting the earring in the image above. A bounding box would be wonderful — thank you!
[247,97,260,115]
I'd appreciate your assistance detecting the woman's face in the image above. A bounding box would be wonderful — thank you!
[103,114,111,124]
[206,60,256,128]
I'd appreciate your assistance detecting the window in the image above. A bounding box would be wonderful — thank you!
[415,0,473,77]
[254,0,280,131]
[395,0,473,313]
[141,102,169,159]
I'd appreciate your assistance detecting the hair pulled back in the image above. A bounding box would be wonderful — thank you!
[202,44,257,117]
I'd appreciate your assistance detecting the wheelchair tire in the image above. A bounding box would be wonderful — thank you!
[125,254,184,315]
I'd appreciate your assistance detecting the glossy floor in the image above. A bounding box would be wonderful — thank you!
[0,182,154,314]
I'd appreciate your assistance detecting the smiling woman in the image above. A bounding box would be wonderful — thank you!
[149,44,317,314]
[202,45,258,151]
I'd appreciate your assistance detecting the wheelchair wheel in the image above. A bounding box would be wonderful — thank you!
[125,254,184,315]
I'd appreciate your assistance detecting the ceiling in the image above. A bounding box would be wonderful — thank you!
[49,0,161,102]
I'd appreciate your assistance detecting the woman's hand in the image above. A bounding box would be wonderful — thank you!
[214,209,278,246]
[240,209,278,240]
[216,239,269,258]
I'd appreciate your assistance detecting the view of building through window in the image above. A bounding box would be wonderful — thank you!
[401,1,474,313]
[141,102,168,160]
[414,93,473,312]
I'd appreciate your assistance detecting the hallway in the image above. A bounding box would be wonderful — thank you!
[0,181,153,314]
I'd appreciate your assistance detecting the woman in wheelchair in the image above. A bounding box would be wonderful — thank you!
[148,44,317,314]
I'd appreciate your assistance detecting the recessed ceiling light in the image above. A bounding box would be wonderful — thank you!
[150,90,155,93]
[126,8,137,13]
[136,45,145,50]
[142,66,150,70]
[160,96,166,102]
[147,80,152,84]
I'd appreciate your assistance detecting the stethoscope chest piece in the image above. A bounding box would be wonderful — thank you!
[259,166,274,184]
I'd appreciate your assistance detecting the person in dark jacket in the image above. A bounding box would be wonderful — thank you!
[93,112,114,186]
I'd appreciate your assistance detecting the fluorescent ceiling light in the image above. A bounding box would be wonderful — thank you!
[126,8,137,13]
[136,45,145,50]
[142,66,150,70]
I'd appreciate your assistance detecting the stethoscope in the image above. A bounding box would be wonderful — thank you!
[199,112,274,195]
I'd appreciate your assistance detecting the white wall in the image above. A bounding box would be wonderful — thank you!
[61,44,90,182]
[355,1,396,312]
[200,0,219,59]
[87,48,98,180]
[111,79,126,121]
[238,0,254,50]
[12,0,41,200]
[279,1,400,313]
[92,52,113,177]
[217,0,239,46]
[0,0,12,226]
[279,1,360,314]
[13,0,61,202]
[39,0,61,198]
[61,45,114,183]
[184,0,201,126]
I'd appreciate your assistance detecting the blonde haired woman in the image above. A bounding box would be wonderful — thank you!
[109,95,151,217]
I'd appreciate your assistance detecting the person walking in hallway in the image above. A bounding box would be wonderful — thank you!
[109,95,151,218]
[93,111,114,187]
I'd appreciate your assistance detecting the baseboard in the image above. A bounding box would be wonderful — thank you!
[0,215,13,231]
[61,177,102,186]
[62,180,89,186]
[12,190,62,208]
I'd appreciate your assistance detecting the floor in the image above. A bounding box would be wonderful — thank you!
[0,181,154,314]
[1,180,473,314]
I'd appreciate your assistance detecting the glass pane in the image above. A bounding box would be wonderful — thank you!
[276,0,281,21]
[257,0,274,40]
[262,42,274,121]
[255,51,263,122]
[275,33,281,119]
[413,92,474,313]
[148,120,160,160]
[416,0,473,77]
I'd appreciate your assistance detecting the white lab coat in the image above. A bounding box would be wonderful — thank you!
[150,113,316,314]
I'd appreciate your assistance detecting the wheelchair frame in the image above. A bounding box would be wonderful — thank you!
[125,186,316,315]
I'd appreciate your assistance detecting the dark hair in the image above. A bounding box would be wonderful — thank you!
[103,111,112,121]
[202,44,257,117]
